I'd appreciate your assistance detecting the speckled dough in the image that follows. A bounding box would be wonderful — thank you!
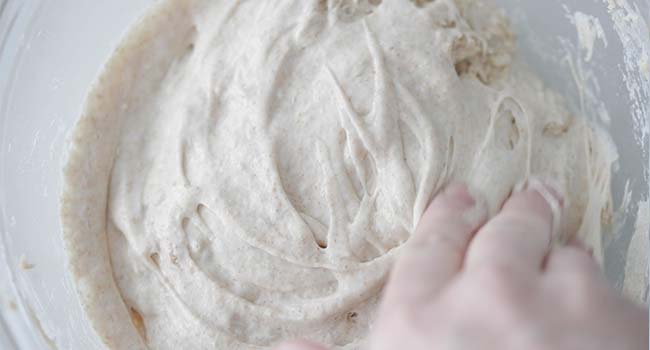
[61,0,615,349]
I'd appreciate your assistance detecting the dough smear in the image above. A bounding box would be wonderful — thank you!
[61,0,615,349]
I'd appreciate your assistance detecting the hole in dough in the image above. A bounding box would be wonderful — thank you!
[455,59,471,77]
[129,307,147,341]
[300,213,329,249]
[346,311,358,322]
[494,98,522,151]
[543,119,572,136]
[149,252,160,268]
[411,0,436,7]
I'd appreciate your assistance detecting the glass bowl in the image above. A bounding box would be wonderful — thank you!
[0,0,647,349]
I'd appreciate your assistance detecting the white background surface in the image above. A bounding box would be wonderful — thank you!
[0,1,155,348]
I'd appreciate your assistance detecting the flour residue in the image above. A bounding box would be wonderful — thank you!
[26,304,58,350]
[555,6,613,126]
[602,0,650,306]
[603,0,650,146]
[570,11,608,62]
[19,254,35,271]
[623,200,649,305]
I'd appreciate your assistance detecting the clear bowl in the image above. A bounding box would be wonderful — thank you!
[0,0,648,349]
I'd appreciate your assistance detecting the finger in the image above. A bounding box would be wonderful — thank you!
[566,238,595,259]
[384,183,487,304]
[543,245,606,309]
[274,340,328,350]
[544,244,600,277]
[464,181,562,275]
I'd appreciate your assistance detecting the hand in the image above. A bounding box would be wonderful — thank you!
[276,183,649,350]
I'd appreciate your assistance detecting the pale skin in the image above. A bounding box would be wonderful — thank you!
[276,183,649,350]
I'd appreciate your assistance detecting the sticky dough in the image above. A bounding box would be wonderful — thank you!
[61,0,615,349]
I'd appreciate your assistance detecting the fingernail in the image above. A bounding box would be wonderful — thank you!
[514,177,565,206]
[516,176,564,239]
[586,247,594,258]
[528,177,565,212]
[463,195,488,229]
[513,179,527,193]
[444,183,476,207]
[440,183,487,229]
[464,184,489,229]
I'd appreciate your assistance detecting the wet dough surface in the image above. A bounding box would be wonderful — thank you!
[62,0,615,349]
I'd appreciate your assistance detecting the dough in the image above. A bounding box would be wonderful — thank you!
[61,0,615,349]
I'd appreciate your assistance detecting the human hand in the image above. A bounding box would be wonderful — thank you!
[276,183,649,350]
